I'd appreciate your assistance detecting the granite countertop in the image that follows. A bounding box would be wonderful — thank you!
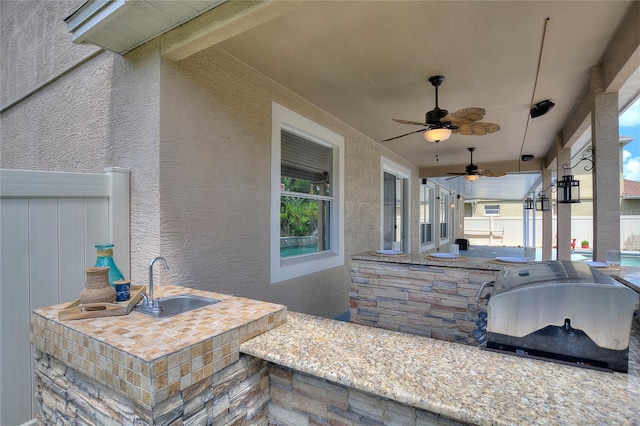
[31,285,287,407]
[351,251,507,271]
[240,312,640,426]
[353,251,640,290]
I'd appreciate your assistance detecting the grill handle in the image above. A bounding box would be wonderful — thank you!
[475,281,495,306]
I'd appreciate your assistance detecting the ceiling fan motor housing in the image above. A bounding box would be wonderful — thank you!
[426,108,449,125]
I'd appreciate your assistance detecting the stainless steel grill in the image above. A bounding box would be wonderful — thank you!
[474,261,639,372]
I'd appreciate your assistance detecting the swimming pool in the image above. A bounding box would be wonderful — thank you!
[572,252,640,267]
[280,245,319,258]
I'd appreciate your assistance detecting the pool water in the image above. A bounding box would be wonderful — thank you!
[280,246,319,258]
[571,253,640,267]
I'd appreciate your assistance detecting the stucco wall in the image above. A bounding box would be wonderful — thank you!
[1,3,418,318]
[0,0,96,108]
[0,1,164,286]
[158,47,418,318]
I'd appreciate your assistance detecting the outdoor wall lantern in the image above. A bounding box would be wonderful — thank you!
[557,148,594,204]
[536,191,551,211]
[524,196,534,210]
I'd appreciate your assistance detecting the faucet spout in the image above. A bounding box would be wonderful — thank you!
[146,256,169,310]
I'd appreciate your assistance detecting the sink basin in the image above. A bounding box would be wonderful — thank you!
[136,294,221,318]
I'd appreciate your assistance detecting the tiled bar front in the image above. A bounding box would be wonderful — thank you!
[350,254,502,343]
[30,285,286,425]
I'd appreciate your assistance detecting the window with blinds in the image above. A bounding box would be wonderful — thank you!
[271,102,344,283]
[280,130,333,258]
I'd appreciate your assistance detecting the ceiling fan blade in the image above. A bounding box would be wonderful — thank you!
[454,125,474,136]
[444,115,475,126]
[392,118,428,126]
[479,170,507,177]
[444,174,464,181]
[446,172,465,175]
[381,128,426,142]
[451,107,485,122]
[471,123,488,136]
[484,123,501,133]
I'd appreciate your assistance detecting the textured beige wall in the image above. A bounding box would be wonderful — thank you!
[1,1,164,286]
[1,3,418,318]
[0,0,95,108]
[159,47,417,317]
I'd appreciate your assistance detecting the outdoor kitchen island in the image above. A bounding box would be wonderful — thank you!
[32,281,639,425]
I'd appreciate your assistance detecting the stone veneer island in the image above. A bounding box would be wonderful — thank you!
[32,276,640,425]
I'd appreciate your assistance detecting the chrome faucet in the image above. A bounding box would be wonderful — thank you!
[140,256,169,313]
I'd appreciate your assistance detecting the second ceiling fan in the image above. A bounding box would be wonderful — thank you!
[382,75,501,143]
[446,147,506,181]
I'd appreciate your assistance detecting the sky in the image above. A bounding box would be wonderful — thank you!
[621,98,640,182]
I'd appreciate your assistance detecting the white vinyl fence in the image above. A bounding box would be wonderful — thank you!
[464,216,640,250]
[0,168,129,426]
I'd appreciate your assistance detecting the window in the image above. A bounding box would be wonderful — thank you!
[419,180,434,250]
[271,102,344,283]
[439,189,449,241]
[381,158,411,252]
[484,205,500,216]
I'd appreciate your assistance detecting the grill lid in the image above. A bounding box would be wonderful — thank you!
[487,261,639,350]
[494,260,614,294]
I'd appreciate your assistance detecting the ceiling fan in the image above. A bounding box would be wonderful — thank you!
[382,75,501,143]
[445,147,506,181]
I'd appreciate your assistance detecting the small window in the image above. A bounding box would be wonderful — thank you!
[271,103,344,283]
[484,205,500,216]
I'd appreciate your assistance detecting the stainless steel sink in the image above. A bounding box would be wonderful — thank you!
[136,294,221,318]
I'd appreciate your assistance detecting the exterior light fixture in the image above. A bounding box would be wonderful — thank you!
[423,127,452,143]
[557,148,594,204]
[524,196,534,210]
[557,174,581,203]
[464,174,479,182]
[536,192,551,211]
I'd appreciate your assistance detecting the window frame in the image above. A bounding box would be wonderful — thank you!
[419,179,435,252]
[380,157,411,252]
[484,204,500,216]
[270,102,344,283]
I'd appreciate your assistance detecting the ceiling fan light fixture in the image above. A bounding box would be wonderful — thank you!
[464,174,479,182]
[424,127,451,143]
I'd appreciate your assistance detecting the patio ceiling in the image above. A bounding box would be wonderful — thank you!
[66,1,640,200]
[211,1,639,200]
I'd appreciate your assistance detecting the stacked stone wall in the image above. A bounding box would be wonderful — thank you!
[350,261,498,343]
[34,349,269,426]
[267,364,466,425]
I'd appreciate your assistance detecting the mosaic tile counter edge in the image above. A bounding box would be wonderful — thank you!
[241,311,640,426]
[30,285,287,409]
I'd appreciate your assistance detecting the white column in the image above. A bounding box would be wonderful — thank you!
[590,66,620,262]
[541,169,553,260]
[556,139,572,261]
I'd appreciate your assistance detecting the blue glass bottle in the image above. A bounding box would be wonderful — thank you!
[94,244,125,286]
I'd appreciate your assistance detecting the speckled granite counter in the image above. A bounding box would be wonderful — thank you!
[31,285,286,414]
[351,251,506,271]
[241,311,640,426]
